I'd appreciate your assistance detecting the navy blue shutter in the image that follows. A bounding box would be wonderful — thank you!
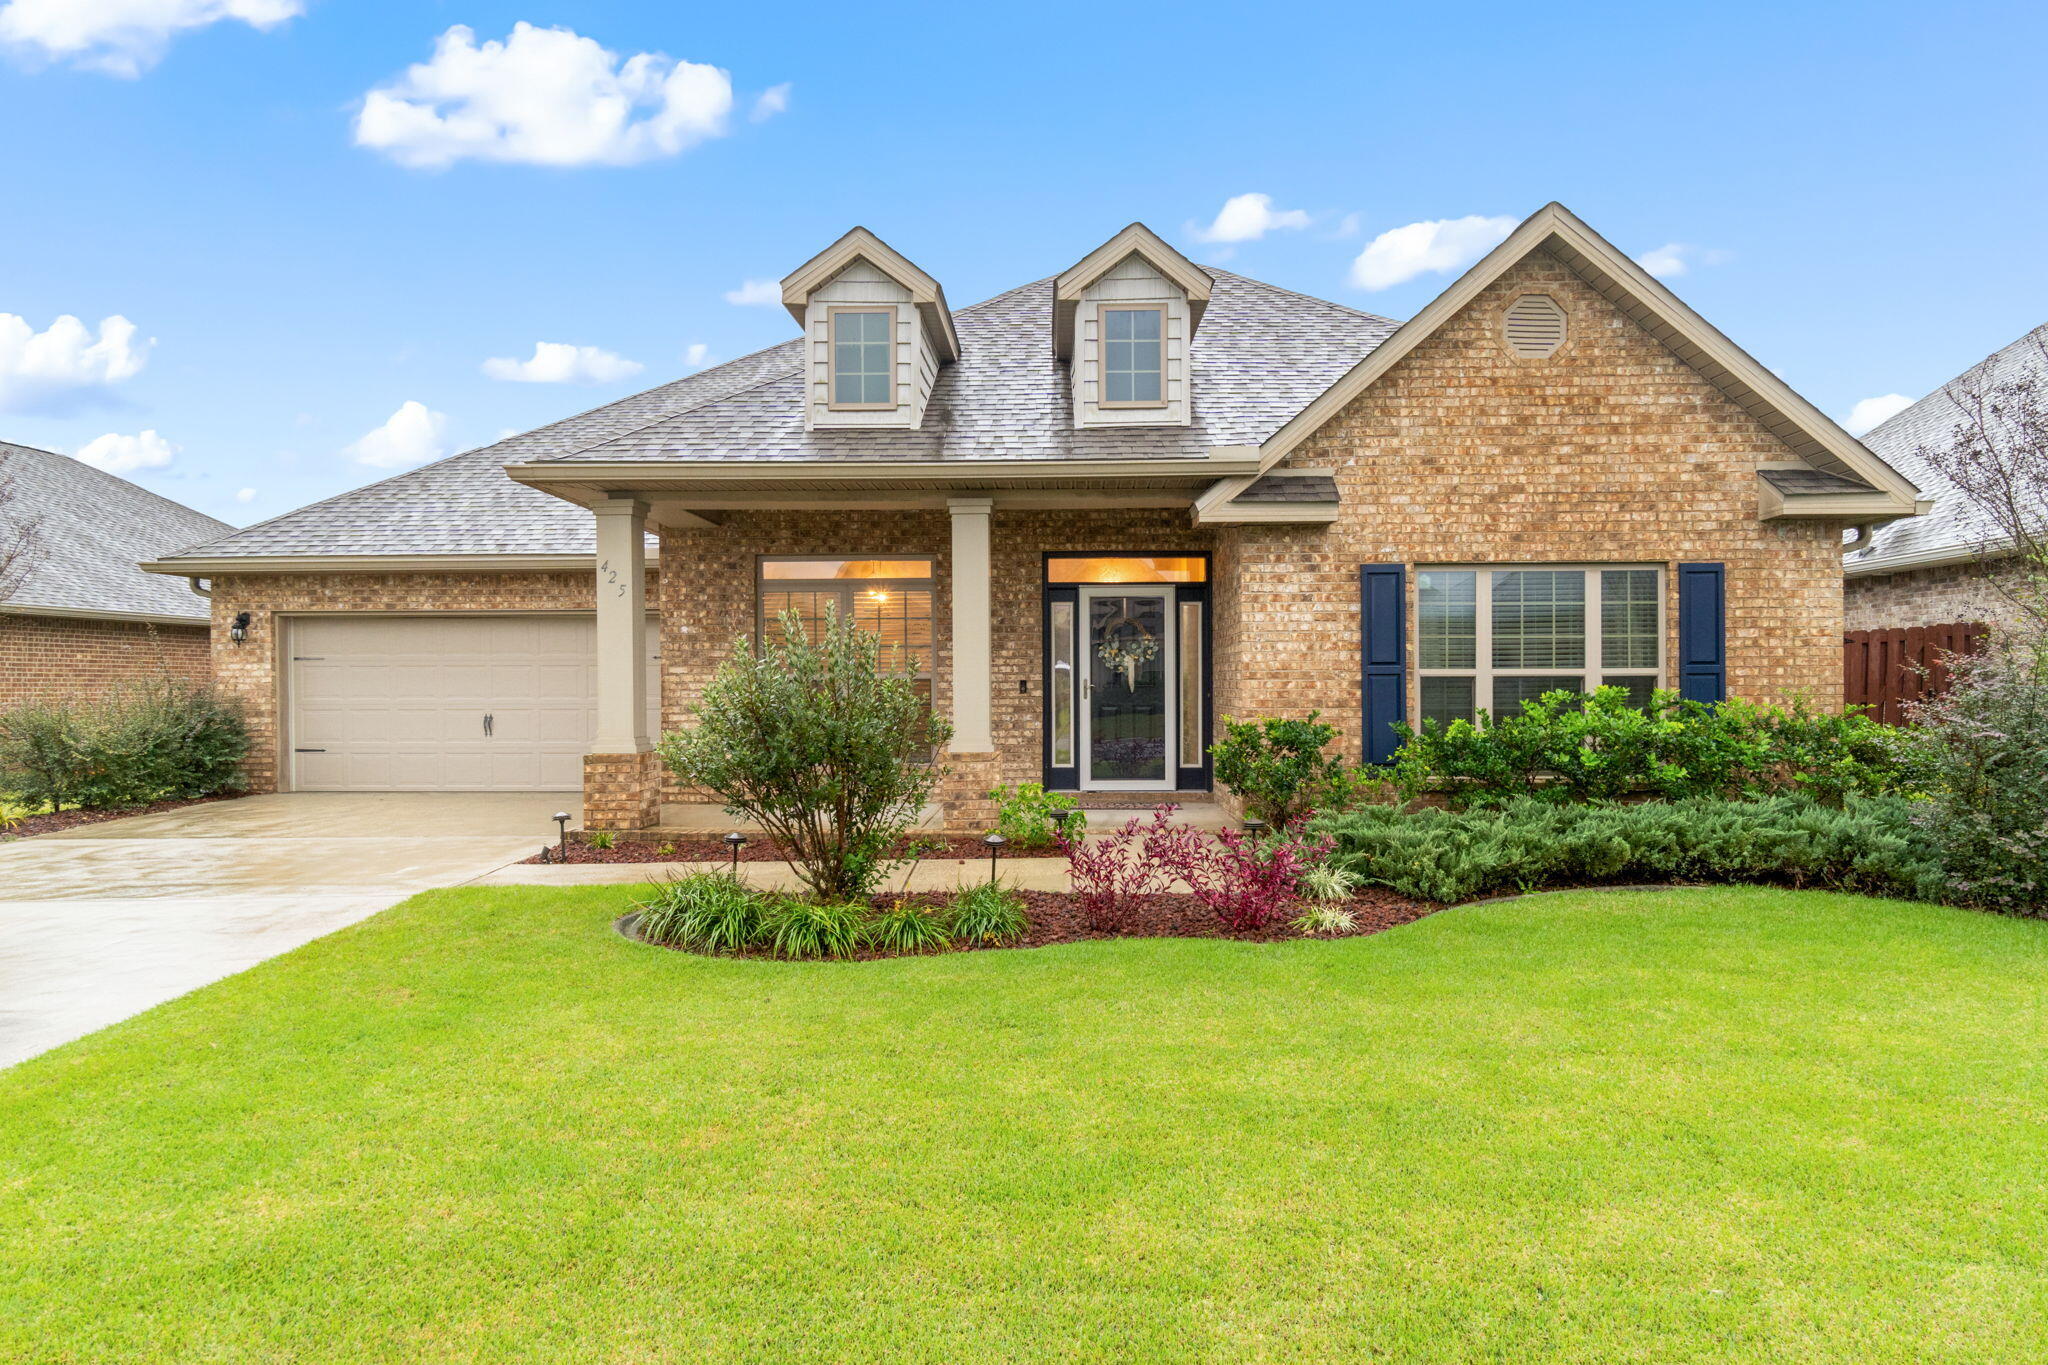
[1359,565,1407,763]
[1677,563,1727,704]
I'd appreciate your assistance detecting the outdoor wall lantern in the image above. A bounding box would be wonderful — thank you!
[228,611,251,644]
[982,831,1006,884]
[724,830,747,876]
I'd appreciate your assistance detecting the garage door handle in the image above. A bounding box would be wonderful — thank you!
[294,748,326,753]
[483,713,493,737]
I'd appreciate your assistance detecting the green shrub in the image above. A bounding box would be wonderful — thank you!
[986,781,1084,849]
[0,680,249,813]
[658,606,950,901]
[1290,903,1357,935]
[863,899,953,955]
[759,897,868,960]
[948,882,1028,945]
[1298,862,1360,902]
[1211,712,1347,825]
[1387,687,1904,810]
[635,873,761,952]
[1311,795,1946,905]
[587,829,617,851]
[1896,632,2048,913]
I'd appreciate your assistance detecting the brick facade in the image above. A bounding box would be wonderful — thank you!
[0,612,211,708]
[1224,247,1848,760]
[1845,559,2021,631]
[203,570,656,794]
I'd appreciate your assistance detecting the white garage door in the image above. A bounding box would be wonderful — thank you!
[287,615,660,792]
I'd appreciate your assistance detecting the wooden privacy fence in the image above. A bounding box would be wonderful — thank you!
[1842,621,1989,723]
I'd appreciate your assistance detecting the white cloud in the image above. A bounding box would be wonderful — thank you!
[482,341,643,384]
[0,0,299,77]
[345,401,448,469]
[354,23,738,170]
[1193,193,1312,245]
[1635,242,1731,279]
[72,428,177,473]
[1348,215,1517,291]
[723,278,780,306]
[235,486,256,503]
[683,343,713,369]
[1839,393,1915,437]
[750,82,789,122]
[0,312,151,414]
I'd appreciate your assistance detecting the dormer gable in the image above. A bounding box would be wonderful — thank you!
[781,227,958,431]
[1053,223,1212,429]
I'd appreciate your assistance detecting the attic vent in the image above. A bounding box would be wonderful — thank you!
[1503,294,1567,359]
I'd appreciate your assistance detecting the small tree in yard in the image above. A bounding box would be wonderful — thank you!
[658,607,951,901]
[1913,325,2048,624]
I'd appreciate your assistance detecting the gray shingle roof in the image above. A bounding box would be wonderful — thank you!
[0,442,230,622]
[1760,468,1873,496]
[1233,473,1339,503]
[1847,323,2048,574]
[160,271,1397,562]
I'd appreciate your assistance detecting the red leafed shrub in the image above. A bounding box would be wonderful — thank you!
[1156,823,1334,932]
[1056,806,1178,932]
[1057,805,1332,934]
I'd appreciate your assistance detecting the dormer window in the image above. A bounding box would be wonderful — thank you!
[1102,307,1165,407]
[1052,224,1211,429]
[830,308,896,408]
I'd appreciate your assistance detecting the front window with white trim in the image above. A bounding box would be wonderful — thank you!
[1416,566,1663,727]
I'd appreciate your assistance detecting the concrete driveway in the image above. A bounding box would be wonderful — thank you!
[0,793,564,1070]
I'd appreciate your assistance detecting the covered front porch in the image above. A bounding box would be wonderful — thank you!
[513,457,1268,830]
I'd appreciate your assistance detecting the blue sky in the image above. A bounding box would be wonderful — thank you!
[2,0,2044,526]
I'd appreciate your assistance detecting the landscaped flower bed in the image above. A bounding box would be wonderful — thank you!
[524,831,1006,864]
[620,883,1437,960]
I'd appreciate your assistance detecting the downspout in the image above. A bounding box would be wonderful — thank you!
[186,576,212,597]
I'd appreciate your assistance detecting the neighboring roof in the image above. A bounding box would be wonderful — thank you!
[155,269,1397,564]
[1254,202,1922,519]
[1845,323,2048,577]
[0,441,229,623]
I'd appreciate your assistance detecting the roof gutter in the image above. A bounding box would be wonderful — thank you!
[141,552,607,577]
[502,454,1265,492]
[0,603,212,628]
[1845,537,2015,578]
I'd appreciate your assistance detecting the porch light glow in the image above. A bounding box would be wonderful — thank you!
[1045,556,1206,584]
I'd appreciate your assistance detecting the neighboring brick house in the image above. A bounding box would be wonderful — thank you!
[145,204,1924,828]
[0,441,226,708]
[1844,323,2048,630]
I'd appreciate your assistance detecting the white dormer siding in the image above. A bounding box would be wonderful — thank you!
[1071,254,1192,428]
[804,261,937,430]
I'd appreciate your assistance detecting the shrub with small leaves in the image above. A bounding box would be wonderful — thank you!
[1211,712,1347,826]
[949,882,1028,945]
[986,781,1085,849]
[863,899,952,955]
[759,897,868,960]
[635,873,761,952]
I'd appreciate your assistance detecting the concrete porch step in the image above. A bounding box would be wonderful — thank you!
[1072,791,1214,809]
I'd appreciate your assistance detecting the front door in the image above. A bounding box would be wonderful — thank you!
[1079,587,1175,789]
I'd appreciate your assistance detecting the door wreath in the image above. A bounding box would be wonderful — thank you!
[1095,612,1161,690]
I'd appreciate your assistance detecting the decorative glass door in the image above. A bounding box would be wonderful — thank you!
[1079,588,1174,789]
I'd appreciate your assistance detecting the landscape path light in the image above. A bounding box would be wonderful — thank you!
[724,831,747,876]
[982,832,1006,884]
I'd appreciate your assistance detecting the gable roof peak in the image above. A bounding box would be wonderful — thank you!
[779,226,960,363]
[1052,222,1214,359]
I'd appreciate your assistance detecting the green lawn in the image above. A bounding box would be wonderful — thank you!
[3,886,2045,1363]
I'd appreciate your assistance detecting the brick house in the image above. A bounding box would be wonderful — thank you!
[0,440,224,708]
[1844,322,2046,631]
[145,204,1923,829]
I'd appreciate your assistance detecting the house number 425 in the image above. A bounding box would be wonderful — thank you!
[600,559,626,596]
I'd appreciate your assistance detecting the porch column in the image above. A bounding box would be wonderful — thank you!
[948,497,994,753]
[591,494,650,755]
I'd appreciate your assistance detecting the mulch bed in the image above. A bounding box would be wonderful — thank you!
[0,792,248,842]
[619,886,1440,960]
[526,832,1015,865]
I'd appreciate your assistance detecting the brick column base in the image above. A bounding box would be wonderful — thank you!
[583,750,662,831]
[934,752,1001,833]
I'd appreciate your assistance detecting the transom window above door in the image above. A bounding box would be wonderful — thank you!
[1045,555,1205,583]
[757,557,933,682]
[1416,565,1663,726]
[1100,306,1165,406]
[829,308,895,408]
